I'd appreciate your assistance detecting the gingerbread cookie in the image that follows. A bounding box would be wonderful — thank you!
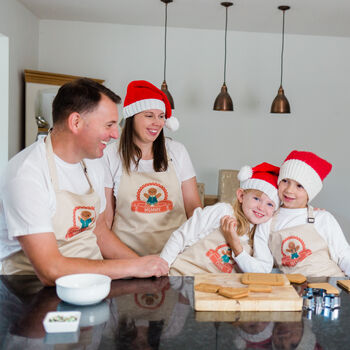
[194,283,221,293]
[218,287,249,299]
[241,273,284,286]
[286,274,307,284]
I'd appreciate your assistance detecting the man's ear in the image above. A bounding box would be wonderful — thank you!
[236,188,244,203]
[67,112,83,134]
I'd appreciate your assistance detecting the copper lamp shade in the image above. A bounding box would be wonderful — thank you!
[161,80,174,109]
[214,83,233,111]
[271,5,291,114]
[271,86,290,113]
[213,2,234,111]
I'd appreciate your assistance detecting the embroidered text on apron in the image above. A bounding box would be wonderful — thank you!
[268,206,344,277]
[169,227,252,276]
[2,134,102,275]
[113,160,187,256]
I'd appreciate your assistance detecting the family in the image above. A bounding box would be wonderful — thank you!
[0,78,349,285]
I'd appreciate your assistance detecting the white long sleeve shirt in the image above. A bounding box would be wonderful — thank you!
[249,207,350,276]
[160,203,233,266]
[159,202,274,273]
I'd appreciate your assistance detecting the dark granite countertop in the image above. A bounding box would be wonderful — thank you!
[0,275,348,349]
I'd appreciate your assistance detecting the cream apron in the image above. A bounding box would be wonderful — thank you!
[268,206,344,277]
[113,160,187,256]
[2,134,102,275]
[169,227,252,276]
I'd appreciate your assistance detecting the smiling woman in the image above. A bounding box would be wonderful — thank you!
[103,80,202,256]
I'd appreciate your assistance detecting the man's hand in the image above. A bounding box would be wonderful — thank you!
[132,256,169,278]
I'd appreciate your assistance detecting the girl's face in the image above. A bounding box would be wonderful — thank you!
[278,178,308,209]
[237,189,276,225]
[133,109,166,145]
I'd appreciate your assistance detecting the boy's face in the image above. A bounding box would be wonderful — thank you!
[278,178,308,209]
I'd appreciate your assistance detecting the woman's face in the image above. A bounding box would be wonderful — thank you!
[133,109,166,145]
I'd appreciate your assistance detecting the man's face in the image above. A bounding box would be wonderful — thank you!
[79,94,119,159]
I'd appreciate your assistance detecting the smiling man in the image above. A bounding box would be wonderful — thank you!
[0,78,168,285]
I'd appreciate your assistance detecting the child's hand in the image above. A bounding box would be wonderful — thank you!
[220,215,243,256]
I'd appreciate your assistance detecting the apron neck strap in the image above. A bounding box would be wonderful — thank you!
[307,205,315,223]
[45,133,60,191]
[45,133,93,190]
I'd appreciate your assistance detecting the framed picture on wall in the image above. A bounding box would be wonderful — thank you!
[24,70,104,147]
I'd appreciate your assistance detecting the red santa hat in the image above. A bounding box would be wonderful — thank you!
[123,80,179,131]
[238,162,280,209]
[278,150,332,202]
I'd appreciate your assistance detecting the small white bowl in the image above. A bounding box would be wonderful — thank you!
[55,273,111,306]
[43,311,81,333]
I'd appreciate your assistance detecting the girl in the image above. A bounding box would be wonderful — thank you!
[103,80,202,256]
[160,162,280,275]
[228,150,350,277]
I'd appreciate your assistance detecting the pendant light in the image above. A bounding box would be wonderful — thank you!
[213,2,234,111]
[271,5,291,114]
[160,0,174,109]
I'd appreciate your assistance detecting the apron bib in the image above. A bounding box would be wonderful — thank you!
[268,206,344,277]
[113,160,187,256]
[169,227,252,276]
[2,134,102,275]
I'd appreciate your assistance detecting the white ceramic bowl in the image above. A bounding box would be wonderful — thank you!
[56,273,111,306]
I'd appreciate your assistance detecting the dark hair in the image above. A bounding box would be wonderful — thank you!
[119,116,168,173]
[52,78,121,125]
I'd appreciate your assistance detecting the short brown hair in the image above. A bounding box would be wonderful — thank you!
[52,78,121,125]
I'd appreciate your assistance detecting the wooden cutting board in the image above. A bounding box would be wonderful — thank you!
[194,273,302,312]
[195,310,302,323]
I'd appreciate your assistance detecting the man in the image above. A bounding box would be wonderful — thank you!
[0,78,168,285]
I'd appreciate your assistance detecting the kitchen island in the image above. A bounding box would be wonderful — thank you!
[0,275,348,349]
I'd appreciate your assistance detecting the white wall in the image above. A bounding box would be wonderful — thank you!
[39,20,350,237]
[0,0,39,158]
[0,34,9,175]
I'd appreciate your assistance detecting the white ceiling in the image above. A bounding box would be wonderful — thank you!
[18,0,350,38]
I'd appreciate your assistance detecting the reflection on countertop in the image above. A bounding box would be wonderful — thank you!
[0,275,349,349]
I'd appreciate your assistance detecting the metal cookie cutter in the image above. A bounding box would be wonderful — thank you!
[324,293,341,309]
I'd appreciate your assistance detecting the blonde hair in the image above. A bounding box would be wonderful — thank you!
[232,188,264,247]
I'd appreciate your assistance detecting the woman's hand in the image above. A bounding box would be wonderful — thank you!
[220,215,243,257]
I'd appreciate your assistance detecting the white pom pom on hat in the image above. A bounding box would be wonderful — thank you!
[165,114,179,131]
[238,165,253,182]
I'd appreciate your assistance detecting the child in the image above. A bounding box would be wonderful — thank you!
[236,150,350,277]
[159,162,280,275]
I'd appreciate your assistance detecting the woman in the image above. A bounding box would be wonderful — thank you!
[104,80,202,256]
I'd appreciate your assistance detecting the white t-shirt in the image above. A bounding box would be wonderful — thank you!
[0,139,106,260]
[103,138,196,198]
[235,207,350,276]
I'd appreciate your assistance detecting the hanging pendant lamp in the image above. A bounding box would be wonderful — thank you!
[213,2,234,111]
[160,0,174,109]
[271,5,290,114]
